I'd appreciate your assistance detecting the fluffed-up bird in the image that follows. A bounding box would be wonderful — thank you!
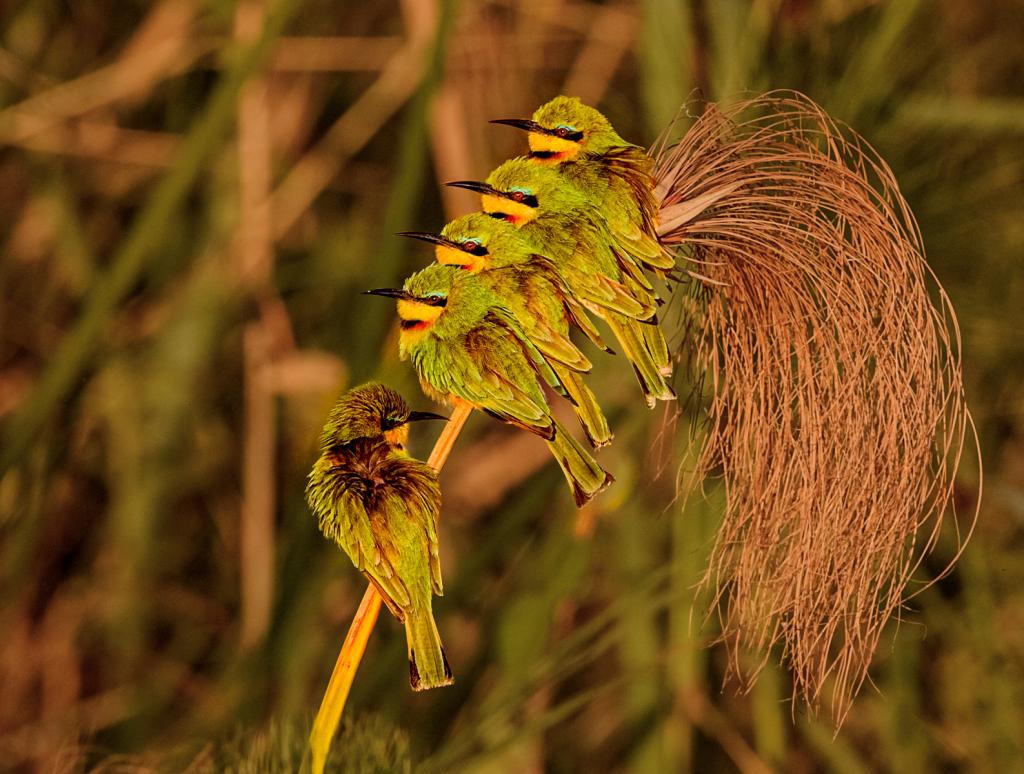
[306,382,453,691]
[366,263,614,506]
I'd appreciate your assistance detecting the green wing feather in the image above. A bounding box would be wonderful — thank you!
[378,455,444,597]
[485,305,572,403]
[418,309,558,437]
[480,262,592,374]
[317,479,413,617]
[524,254,612,354]
[306,443,442,617]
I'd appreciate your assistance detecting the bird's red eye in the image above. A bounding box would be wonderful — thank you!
[556,127,568,137]
[462,241,477,252]
[512,191,525,202]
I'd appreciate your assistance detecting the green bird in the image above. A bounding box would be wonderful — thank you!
[306,382,453,691]
[399,213,613,448]
[366,263,614,506]
[448,159,674,407]
[492,95,672,280]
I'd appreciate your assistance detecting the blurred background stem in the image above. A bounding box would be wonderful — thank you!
[0,0,304,475]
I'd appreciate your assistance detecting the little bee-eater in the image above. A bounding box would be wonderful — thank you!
[366,264,614,506]
[400,213,613,448]
[492,95,671,279]
[448,159,674,407]
[306,383,453,690]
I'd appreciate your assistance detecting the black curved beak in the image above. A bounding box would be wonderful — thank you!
[407,410,448,423]
[490,118,545,133]
[396,231,458,249]
[364,287,410,299]
[445,180,500,196]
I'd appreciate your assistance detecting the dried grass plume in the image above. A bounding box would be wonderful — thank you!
[654,91,976,722]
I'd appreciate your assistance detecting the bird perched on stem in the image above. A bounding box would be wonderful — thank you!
[366,263,613,506]
[306,383,453,691]
[448,160,674,406]
[399,213,613,448]
[492,95,670,279]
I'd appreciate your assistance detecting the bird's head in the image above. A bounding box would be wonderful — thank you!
[446,158,562,226]
[491,96,625,162]
[399,213,529,271]
[366,263,459,350]
[397,214,492,272]
[320,382,446,450]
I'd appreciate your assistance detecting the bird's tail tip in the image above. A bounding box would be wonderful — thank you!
[571,470,615,508]
[409,647,454,691]
[407,611,454,691]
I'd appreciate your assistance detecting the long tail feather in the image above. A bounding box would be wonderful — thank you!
[641,315,673,377]
[552,363,613,448]
[604,313,676,407]
[405,607,453,691]
[546,418,614,507]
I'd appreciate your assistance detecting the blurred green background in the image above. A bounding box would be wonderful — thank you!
[0,0,1019,771]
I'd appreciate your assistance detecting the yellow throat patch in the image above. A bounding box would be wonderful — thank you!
[396,298,442,336]
[384,424,410,449]
[481,194,537,225]
[528,132,581,161]
[434,244,482,271]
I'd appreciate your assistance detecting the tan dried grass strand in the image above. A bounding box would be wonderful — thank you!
[654,91,974,723]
